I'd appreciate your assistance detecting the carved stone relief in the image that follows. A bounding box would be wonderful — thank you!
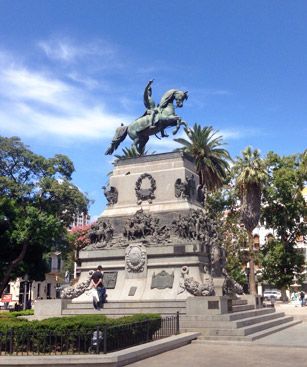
[222,268,244,296]
[210,242,226,277]
[87,219,114,248]
[135,173,156,204]
[196,184,205,205]
[61,270,93,299]
[174,175,196,200]
[123,209,170,244]
[178,266,215,296]
[125,244,147,273]
[102,185,118,206]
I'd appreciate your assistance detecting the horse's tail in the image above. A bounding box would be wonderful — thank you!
[105,126,128,155]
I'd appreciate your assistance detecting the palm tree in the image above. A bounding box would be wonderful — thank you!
[114,146,155,160]
[233,146,267,295]
[107,146,155,177]
[174,124,231,198]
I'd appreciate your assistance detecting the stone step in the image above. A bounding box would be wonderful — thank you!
[194,320,302,342]
[67,300,186,309]
[245,319,302,341]
[63,307,186,316]
[180,312,285,329]
[235,311,285,328]
[231,304,255,312]
[231,299,248,306]
[208,315,294,336]
[181,307,275,322]
[227,307,276,321]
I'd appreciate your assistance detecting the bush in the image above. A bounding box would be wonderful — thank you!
[0,313,161,354]
[9,310,34,318]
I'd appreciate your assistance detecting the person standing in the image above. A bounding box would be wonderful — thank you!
[300,291,305,307]
[90,265,106,310]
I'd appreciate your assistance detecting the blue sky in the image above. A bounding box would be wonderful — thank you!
[0,1,306,219]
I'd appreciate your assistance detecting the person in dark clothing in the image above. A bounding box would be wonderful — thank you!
[300,291,305,307]
[90,265,106,310]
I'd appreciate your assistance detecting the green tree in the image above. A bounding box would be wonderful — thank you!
[262,152,306,243]
[174,124,231,200]
[260,152,307,298]
[67,224,91,268]
[205,184,248,286]
[260,240,305,291]
[0,136,88,295]
[233,146,267,295]
[114,146,154,159]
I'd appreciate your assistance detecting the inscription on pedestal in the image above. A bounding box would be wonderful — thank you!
[103,272,118,289]
[128,287,137,296]
[151,270,174,289]
[208,300,219,309]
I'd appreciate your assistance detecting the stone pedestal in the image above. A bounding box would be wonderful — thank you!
[34,299,70,317]
[186,296,231,315]
[74,152,226,307]
[102,151,202,219]
[212,278,225,297]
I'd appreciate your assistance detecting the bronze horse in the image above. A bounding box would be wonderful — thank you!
[105,86,188,155]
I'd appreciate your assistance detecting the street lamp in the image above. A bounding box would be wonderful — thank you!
[23,274,29,310]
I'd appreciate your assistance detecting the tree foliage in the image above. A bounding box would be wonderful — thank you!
[205,186,248,285]
[174,124,231,192]
[67,224,91,268]
[232,146,267,294]
[0,136,88,295]
[260,240,305,290]
[262,151,307,243]
[259,151,307,294]
[114,146,155,159]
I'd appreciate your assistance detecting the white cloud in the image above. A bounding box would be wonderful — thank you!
[219,129,242,140]
[0,51,131,140]
[38,37,116,64]
[0,67,69,107]
[67,72,99,89]
[0,43,255,148]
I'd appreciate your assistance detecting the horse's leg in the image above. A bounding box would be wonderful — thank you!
[138,136,149,155]
[132,136,140,152]
[172,118,184,135]
[161,128,169,138]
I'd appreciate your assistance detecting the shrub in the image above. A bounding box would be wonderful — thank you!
[0,313,161,354]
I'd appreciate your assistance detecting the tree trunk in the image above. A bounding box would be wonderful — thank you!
[0,242,28,296]
[248,231,257,295]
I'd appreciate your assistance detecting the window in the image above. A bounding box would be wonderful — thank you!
[46,283,51,299]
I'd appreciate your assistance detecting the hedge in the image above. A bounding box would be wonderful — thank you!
[0,314,162,354]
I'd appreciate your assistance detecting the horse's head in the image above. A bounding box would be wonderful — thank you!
[174,90,188,108]
[159,89,188,108]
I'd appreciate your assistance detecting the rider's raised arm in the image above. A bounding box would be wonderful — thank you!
[143,79,155,110]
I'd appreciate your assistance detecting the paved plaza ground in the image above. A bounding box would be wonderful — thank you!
[129,304,307,367]
[129,340,307,367]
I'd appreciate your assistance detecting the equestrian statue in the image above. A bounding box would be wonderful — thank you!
[105,80,189,155]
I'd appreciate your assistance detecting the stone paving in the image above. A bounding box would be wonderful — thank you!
[129,304,307,367]
[128,342,307,367]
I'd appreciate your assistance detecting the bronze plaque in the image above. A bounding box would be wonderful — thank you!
[208,301,219,309]
[151,270,174,289]
[128,286,137,296]
[103,272,118,289]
